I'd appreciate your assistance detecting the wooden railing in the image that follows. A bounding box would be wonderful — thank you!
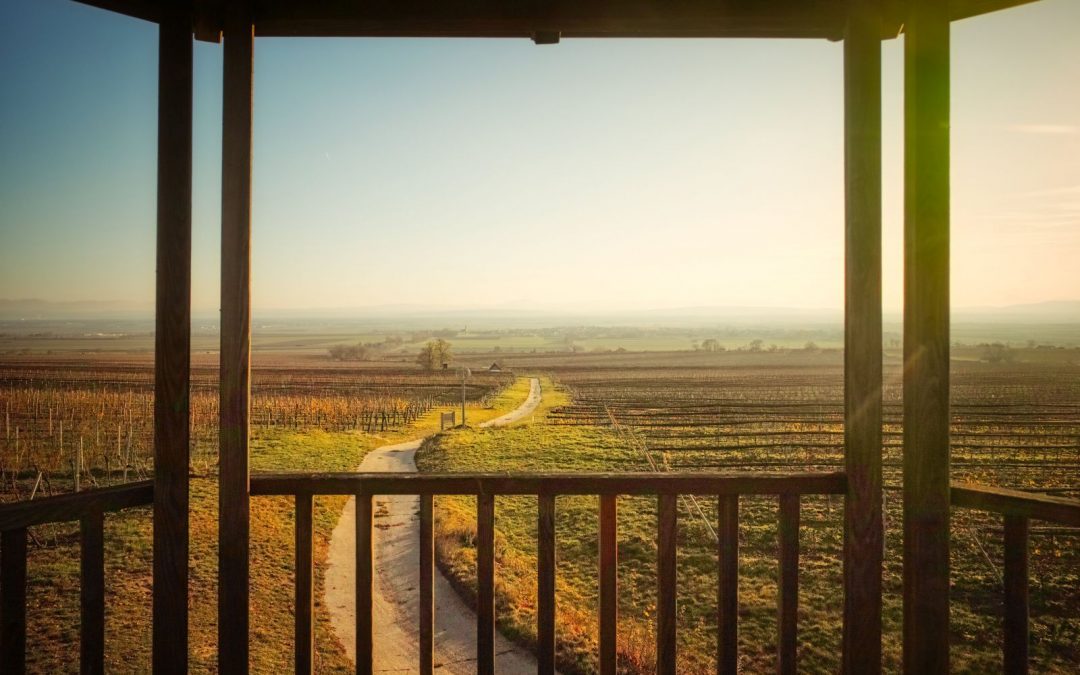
[951,483,1080,675]
[0,480,154,675]
[250,471,847,675]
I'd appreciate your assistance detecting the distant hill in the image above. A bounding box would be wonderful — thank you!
[0,298,151,320]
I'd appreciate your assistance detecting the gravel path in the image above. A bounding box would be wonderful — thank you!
[324,378,543,673]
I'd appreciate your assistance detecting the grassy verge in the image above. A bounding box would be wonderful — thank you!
[19,377,532,673]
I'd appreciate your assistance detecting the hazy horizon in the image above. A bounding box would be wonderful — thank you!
[2,0,1079,314]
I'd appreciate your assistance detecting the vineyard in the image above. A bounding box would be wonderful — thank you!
[419,353,1080,673]
[0,355,512,500]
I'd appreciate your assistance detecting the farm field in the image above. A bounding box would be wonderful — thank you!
[0,352,521,673]
[417,350,1080,674]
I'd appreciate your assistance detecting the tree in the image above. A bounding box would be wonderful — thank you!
[416,339,453,371]
[700,338,724,353]
[328,343,369,361]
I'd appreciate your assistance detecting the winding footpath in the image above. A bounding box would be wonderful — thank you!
[325,378,543,673]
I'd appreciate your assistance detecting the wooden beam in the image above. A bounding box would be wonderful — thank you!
[951,484,1080,527]
[842,2,883,673]
[253,0,847,39]
[902,0,951,671]
[0,481,153,532]
[249,471,848,497]
[1,528,27,675]
[71,0,162,24]
[218,2,254,672]
[656,495,677,675]
[598,495,618,675]
[537,494,557,675]
[153,5,192,673]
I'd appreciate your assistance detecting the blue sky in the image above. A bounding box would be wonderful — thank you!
[1,0,1078,313]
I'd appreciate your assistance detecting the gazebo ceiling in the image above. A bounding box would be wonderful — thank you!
[75,0,1038,42]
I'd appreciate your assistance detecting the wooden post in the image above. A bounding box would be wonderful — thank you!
[295,493,314,675]
[356,494,374,675]
[153,5,192,674]
[537,494,557,675]
[656,494,677,675]
[80,508,105,675]
[842,2,883,673]
[903,0,951,672]
[219,2,254,673]
[598,495,618,675]
[477,493,496,675]
[717,495,739,675]
[1,528,27,675]
[777,495,800,675]
[1003,515,1029,675]
[420,494,435,675]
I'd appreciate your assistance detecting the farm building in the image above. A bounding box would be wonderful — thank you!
[0,2,1077,675]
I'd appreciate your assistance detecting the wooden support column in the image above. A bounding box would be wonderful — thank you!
[219,2,254,673]
[842,1,883,673]
[902,0,951,672]
[153,6,192,674]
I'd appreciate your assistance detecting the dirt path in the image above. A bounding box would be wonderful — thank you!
[325,378,543,673]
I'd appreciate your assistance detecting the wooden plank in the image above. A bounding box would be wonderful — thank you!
[295,493,313,675]
[0,481,153,531]
[253,0,849,40]
[218,2,254,673]
[80,508,105,675]
[717,495,739,675]
[537,494,556,675]
[1003,515,1029,675]
[598,495,617,675]
[477,493,496,675]
[842,2,883,673]
[902,0,951,672]
[249,472,848,497]
[420,494,434,675]
[356,494,374,675]
[656,494,677,675]
[952,484,1080,527]
[1,528,27,675]
[153,5,192,674]
[777,494,800,675]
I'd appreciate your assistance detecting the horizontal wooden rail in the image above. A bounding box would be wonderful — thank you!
[0,482,153,675]
[250,471,846,496]
[951,483,1080,527]
[951,483,1080,675]
[252,470,844,674]
[0,481,154,532]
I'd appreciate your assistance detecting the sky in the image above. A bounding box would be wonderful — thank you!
[1,0,1078,315]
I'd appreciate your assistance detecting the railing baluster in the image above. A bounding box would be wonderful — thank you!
[718,495,739,675]
[1003,515,1029,675]
[80,508,105,675]
[295,493,313,675]
[599,494,617,675]
[1,527,27,675]
[657,494,678,675]
[477,493,496,675]
[537,494,556,675]
[356,494,374,675]
[778,494,800,675]
[420,494,434,675]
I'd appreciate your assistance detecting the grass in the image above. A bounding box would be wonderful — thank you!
[17,377,533,673]
[414,374,1079,674]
